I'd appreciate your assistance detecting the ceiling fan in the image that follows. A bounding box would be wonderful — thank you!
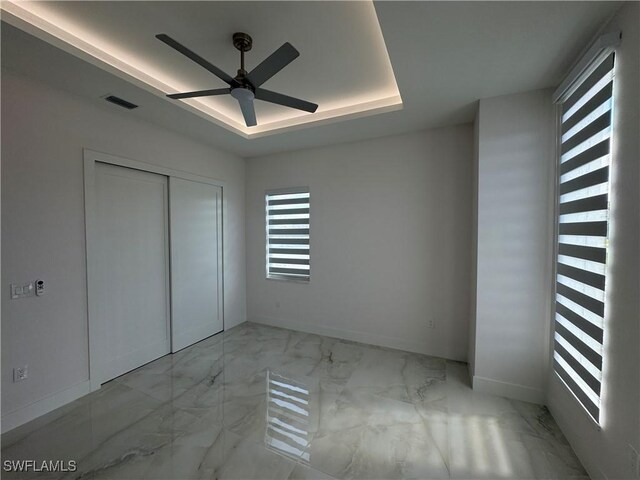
[156,32,318,127]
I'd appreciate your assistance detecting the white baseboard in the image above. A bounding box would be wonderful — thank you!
[1,381,91,434]
[547,375,608,480]
[547,403,608,480]
[472,375,545,404]
[249,315,465,362]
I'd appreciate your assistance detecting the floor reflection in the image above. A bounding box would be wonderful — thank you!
[451,414,514,477]
[264,370,311,462]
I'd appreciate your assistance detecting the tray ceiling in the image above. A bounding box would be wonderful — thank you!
[1,1,402,138]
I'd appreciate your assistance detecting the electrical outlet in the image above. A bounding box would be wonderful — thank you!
[428,320,436,329]
[628,445,640,479]
[13,365,28,382]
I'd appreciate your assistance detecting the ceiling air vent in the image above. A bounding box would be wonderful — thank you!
[104,95,138,110]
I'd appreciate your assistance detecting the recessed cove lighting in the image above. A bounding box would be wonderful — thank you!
[0,1,402,138]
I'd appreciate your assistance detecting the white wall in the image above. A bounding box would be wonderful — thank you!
[471,89,555,403]
[1,70,246,430]
[547,3,640,479]
[245,126,473,360]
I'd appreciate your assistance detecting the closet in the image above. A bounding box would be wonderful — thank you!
[86,152,223,386]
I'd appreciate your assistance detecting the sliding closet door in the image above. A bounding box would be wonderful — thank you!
[94,163,171,383]
[170,177,223,351]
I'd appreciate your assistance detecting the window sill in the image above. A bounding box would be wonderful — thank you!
[266,275,310,285]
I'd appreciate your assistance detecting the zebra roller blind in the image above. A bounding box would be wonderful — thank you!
[554,52,614,423]
[266,189,310,281]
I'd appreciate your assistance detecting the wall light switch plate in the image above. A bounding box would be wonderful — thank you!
[10,283,34,299]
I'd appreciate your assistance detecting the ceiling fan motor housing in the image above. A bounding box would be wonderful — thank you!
[230,86,255,101]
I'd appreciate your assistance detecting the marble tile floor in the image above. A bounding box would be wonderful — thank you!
[1,322,588,480]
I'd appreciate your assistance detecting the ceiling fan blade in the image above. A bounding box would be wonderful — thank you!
[246,42,299,88]
[156,34,235,85]
[255,88,318,113]
[167,88,230,99]
[237,97,257,127]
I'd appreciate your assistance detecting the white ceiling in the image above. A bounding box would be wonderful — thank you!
[1,1,621,157]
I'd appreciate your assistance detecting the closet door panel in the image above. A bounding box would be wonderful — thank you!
[94,163,171,383]
[170,177,223,351]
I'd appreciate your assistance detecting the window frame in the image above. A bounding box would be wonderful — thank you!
[265,187,311,283]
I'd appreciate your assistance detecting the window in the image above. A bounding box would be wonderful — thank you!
[553,52,615,423]
[266,189,310,281]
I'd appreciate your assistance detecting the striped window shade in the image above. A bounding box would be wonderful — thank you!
[266,189,310,281]
[554,52,614,423]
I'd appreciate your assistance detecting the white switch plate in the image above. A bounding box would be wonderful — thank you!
[10,283,34,299]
